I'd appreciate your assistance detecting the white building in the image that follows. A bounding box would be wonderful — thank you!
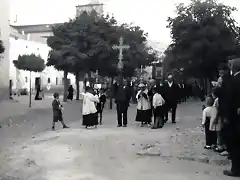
[8,25,76,93]
[0,0,11,99]
[0,0,105,99]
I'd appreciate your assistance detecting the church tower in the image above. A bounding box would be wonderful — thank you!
[0,0,10,94]
[76,0,104,17]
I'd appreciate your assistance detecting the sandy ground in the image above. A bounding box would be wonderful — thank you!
[0,101,236,180]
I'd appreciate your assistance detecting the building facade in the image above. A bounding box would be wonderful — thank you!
[0,0,11,98]
[0,1,107,98]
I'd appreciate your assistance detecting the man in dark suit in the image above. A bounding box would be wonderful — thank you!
[217,63,231,154]
[163,73,179,124]
[223,59,240,177]
[114,79,131,127]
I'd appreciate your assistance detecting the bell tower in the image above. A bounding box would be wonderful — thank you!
[76,0,104,17]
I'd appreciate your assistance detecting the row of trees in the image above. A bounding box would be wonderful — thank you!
[47,11,158,101]
[164,0,240,85]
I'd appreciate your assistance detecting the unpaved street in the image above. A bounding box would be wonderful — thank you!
[0,100,235,180]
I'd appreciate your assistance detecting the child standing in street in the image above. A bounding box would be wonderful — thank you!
[202,96,218,149]
[52,92,69,130]
[97,89,107,125]
[151,87,165,129]
[212,87,224,152]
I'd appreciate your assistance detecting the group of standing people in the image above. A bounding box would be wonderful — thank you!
[81,87,107,128]
[134,74,181,129]
[201,59,240,177]
[52,86,107,130]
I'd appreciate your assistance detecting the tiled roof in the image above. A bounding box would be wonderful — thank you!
[10,23,62,33]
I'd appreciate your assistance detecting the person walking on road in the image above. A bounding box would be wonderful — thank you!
[163,73,180,124]
[52,92,69,131]
[114,79,131,127]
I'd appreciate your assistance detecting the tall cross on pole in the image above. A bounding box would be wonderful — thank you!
[112,37,130,69]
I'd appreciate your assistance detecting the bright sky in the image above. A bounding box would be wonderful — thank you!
[9,0,240,46]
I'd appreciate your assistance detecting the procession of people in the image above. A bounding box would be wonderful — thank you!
[50,58,240,177]
[75,73,188,130]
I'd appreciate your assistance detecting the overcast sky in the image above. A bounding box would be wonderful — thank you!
[9,0,240,45]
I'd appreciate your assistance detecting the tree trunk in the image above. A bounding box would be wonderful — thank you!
[63,70,68,102]
[29,71,32,107]
[109,77,114,109]
[75,72,80,100]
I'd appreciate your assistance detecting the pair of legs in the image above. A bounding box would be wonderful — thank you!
[116,102,128,127]
[204,119,217,149]
[99,112,103,125]
[52,116,69,130]
[164,103,177,123]
[151,116,164,129]
[152,106,164,129]
[223,139,240,176]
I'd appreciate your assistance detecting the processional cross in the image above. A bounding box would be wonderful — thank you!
[112,37,130,69]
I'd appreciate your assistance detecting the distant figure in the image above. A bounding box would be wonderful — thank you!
[96,89,107,125]
[52,92,69,130]
[67,85,74,101]
[35,85,42,100]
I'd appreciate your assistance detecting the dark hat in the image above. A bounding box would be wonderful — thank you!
[53,92,60,98]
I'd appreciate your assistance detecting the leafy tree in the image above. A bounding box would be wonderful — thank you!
[0,40,4,53]
[47,10,156,103]
[166,0,240,81]
[47,19,89,101]
[13,54,45,107]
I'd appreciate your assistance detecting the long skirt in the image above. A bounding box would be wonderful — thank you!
[82,113,98,126]
[67,92,73,100]
[135,109,152,123]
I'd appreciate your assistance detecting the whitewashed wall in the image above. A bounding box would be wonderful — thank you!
[0,0,10,88]
[9,37,75,90]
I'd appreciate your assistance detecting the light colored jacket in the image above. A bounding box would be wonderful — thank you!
[136,89,151,110]
[152,93,165,108]
[82,92,99,115]
[202,104,221,131]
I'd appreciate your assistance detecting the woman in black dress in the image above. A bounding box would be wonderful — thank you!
[67,85,74,101]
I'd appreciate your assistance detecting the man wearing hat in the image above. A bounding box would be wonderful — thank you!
[223,58,240,177]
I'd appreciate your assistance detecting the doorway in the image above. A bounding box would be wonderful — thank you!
[35,77,41,90]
